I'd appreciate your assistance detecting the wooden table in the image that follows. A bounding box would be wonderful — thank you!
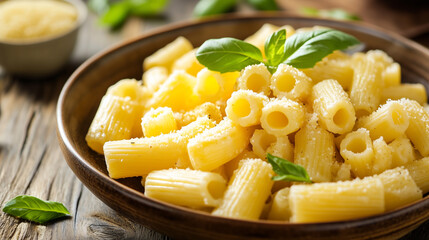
[0,0,428,239]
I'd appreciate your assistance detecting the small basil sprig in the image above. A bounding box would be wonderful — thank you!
[3,195,70,224]
[267,153,312,183]
[245,0,279,11]
[196,28,360,73]
[193,0,236,17]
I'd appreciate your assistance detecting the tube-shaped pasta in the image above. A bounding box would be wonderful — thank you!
[372,137,392,174]
[349,53,383,116]
[261,98,305,136]
[303,52,353,90]
[86,79,146,154]
[332,162,352,181]
[141,107,177,137]
[143,36,193,71]
[212,158,274,220]
[359,100,409,143]
[267,188,291,221]
[171,49,204,76]
[372,168,422,211]
[147,70,201,111]
[389,136,415,167]
[404,157,429,194]
[142,66,168,93]
[188,118,252,171]
[145,169,227,208]
[294,116,335,182]
[340,128,374,178]
[223,149,259,180]
[289,178,385,223]
[400,99,429,156]
[250,129,294,161]
[270,64,312,102]
[383,63,401,87]
[195,68,223,101]
[311,79,356,134]
[104,117,215,178]
[382,83,427,106]
[226,90,268,127]
[175,102,222,128]
[237,64,271,95]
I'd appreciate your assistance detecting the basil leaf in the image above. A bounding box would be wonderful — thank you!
[194,0,236,17]
[3,195,70,224]
[245,0,279,11]
[283,29,360,68]
[99,1,130,29]
[265,29,287,66]
[196,38,263,73]
[129,0,169,16]
[267,153,312,183]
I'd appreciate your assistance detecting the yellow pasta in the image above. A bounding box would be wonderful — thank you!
[372,137,393,174]
[383,63,401,87]
[225,90,268,127]
[212,158,274,220]
[143,36,193,71]
[86,79,146,154]
[358,100,409,143]
[311,79,356,134]
[371,168,422,211]
[141,107,177,137]
[388,136,416,167]
[404,157,429,194]
[103,117,215,178]
[260,98,305,136]
[400,99,429,157]
[349,53,383,116]
[382,83,427,106]
[340,128,374,177]
[289,178,385,223]
[145,169,227,208]
[223,149,259,180]
[270,64,312,102]
[142,66,169,93]
[267,187,291,221]
[188,118,252,171]
[250,129,294,161]
[174,102,222,128]
[294,114,335,182]
[171,49,204,76]
[147,70,201,111]
[237,64,271,95]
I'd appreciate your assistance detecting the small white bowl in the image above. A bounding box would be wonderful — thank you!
[0,0,87,78]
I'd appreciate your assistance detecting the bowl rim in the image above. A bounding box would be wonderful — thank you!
[0,0,88,45]
[57,13,429,236]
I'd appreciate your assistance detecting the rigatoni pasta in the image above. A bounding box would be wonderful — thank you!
[85,26,429,224]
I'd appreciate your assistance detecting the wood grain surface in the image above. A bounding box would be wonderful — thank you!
[0,0,428,239]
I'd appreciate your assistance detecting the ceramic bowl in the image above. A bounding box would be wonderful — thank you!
[0,0,87,78]
[56,15,429,240]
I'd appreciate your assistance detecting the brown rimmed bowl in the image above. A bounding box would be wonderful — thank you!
[56,15,429,240]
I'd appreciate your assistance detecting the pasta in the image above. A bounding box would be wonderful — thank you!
[85,25,429,224]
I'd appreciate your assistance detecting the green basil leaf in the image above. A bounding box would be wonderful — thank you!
[320,9,360,21]
[267,153,312,183]
[265,29,287,66]
[128,0,169,16]
[245,0,279,11]
[193,0,236,17]
[196,38,263,73]
[3,195,70,224]
[283,29,360,68]
[99,1,130,29]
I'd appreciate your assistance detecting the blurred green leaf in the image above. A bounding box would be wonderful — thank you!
[128,0,169,16]
[246,0,279,11]
[300,7,360,21]
[99,1,130,29]
[194,0,236,17]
